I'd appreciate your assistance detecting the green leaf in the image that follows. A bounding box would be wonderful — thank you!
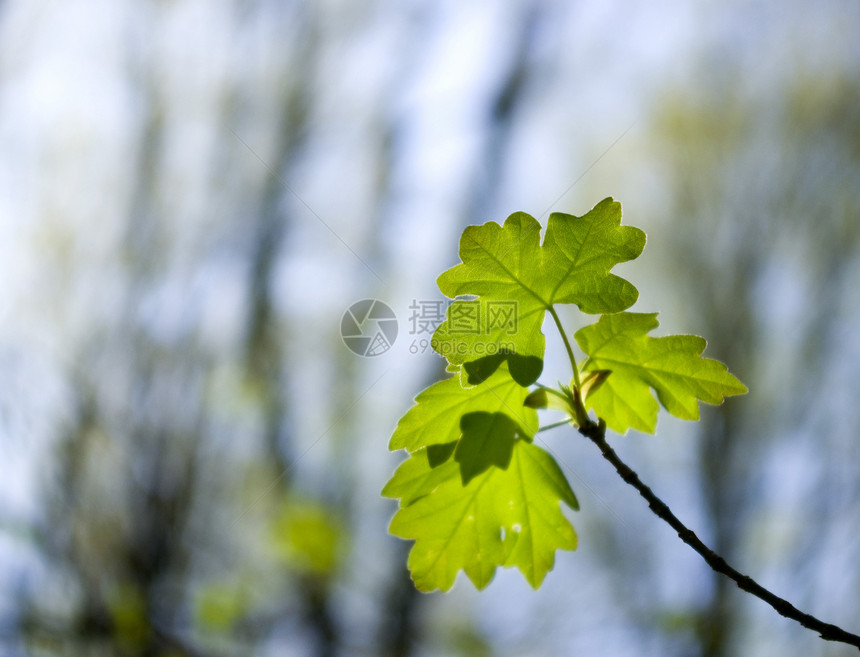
[523,388,550,409]
[427,441,457,467]
[524,387,576,414]
[580,369,612,400]
[269,499,346,577]
[575,312,748,434]
[454,412,521,485]
[384,440,579,592]
[385,198,752,595]
[108,584,149,649]
[194,582,249,633]
[431,198,645,384]
[382,447,460,506]
[389,362,537,452]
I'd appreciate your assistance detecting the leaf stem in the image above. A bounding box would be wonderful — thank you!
[577,417,860,650]
[548,306,581,389]
[536,418,574,433]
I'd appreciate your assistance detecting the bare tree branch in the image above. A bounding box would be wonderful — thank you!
[576,417,860,651]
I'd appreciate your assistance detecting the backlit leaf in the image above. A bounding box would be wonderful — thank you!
[385,440,578,592]
[431,198,645,384]
[385,199,748,593]
[389,362,537,452]
[575,312,748,434]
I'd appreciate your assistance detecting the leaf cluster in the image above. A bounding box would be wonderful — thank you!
[384,199,747,592]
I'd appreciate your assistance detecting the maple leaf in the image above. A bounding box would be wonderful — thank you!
[383,437,579,592]
[389,362,537,453]
[575,312,748,434]
[384,198,749,594]
[453,411,520,485]
[431,198,645,385]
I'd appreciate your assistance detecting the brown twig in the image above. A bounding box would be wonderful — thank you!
[577,417,860,650]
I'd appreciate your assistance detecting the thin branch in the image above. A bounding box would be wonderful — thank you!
[576,417,860,651]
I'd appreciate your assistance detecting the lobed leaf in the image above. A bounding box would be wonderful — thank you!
[384,199,749,594]
[384,439,578,592]
[431,198,645,384]
[389,362,537,453]
[453,412,520,485]
[575,312,748,434]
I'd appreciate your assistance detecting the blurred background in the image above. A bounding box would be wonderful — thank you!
[1,1,859,656]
